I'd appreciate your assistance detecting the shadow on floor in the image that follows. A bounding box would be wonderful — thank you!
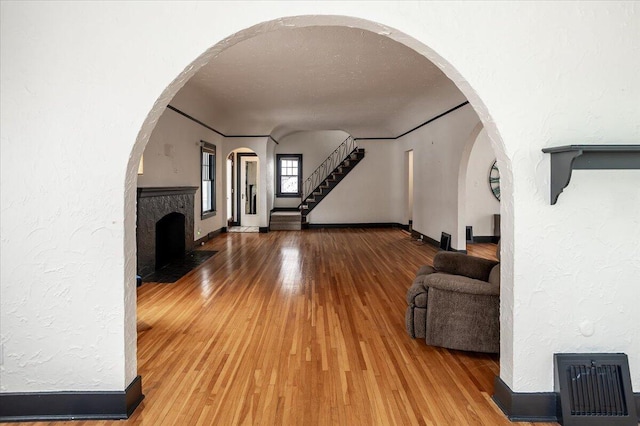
[142,250,217,283]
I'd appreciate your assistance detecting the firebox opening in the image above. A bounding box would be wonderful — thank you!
[155,212,186,270]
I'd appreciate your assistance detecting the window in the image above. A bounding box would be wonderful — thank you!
[276,154,302,197]
[201,142,216,218]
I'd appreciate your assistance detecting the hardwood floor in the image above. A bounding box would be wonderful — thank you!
[24,229,556,425]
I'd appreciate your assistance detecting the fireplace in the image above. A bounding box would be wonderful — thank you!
[136,187,198,278]
[155,212,185,269]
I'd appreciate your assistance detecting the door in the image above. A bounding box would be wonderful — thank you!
[240,155,259,227]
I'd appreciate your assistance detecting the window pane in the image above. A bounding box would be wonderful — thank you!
[281,176,298,193]
[202,181,212,211]
[202,145,216,214]
[277,155,301,196]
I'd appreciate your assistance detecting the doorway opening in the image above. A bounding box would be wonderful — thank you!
[228,150,259,232]
[226,153,234,228]
[126,13,513,416]
[405,149,414,232]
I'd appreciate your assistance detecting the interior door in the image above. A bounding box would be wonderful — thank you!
[240,156,259,227]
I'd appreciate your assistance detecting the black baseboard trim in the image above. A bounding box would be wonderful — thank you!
[492,376,557,422]
[472,236,500,244]
[194,228,223,246]
[306,222,404,230]
[410,230,462,251]
[259,227,269,233]
[0,375,144,422]
[271,207,300,212]
[493,376,640,423]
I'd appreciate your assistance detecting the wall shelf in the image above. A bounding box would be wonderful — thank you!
[541,145,640,204]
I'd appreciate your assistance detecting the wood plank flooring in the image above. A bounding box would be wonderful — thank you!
[24,229,556,425]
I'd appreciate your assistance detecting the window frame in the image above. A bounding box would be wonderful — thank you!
[276,154,303,197]
[201,141,217,219]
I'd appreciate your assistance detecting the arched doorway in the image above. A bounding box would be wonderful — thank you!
[126,13,513,408]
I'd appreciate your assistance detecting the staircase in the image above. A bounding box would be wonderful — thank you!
[298,136,365,226]
[270,211,302,231]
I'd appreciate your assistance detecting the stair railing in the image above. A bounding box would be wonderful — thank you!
[301,136,357,202]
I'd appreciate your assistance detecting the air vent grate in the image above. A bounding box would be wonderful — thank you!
[555,353,636,426]
[567,364,626,416]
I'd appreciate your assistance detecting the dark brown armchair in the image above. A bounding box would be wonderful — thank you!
[405,246,500,353]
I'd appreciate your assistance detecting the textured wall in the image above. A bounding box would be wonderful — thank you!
[1,2,638,395]
[137,94,226,241]
[397,104,482,249]
[465,128,500,237]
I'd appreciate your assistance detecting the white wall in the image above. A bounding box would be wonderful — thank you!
[396,104,483,249]
[274,130,350,209]
[1,2,638,397]
[137,108,225,240]
[308,139,401,224]
[465,128,500,238]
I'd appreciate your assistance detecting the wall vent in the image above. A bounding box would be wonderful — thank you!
[465,226,474,243]
[554,353,636,425]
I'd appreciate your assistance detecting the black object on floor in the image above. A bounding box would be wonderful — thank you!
[142,250,217,283]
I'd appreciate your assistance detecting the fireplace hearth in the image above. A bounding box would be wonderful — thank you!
[137,187,198,278]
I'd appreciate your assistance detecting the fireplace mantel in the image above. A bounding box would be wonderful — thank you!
[137,186,198,198]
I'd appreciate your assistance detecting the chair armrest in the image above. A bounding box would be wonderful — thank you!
[433,252,498,282]
[406,276,429,306]
[416,265,436,277]
[423,273,499,296]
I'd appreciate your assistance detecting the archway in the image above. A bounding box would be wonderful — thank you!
[457,123,502,250]
[126,13,514,401]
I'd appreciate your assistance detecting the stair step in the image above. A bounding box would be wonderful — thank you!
[270,222,302,231]
[270,211,302,231]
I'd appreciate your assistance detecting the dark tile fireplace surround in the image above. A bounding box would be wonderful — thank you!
[136,187,198,278]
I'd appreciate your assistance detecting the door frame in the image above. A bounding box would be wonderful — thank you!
[236,152,257,226]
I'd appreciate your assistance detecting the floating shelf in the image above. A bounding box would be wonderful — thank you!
[541,145,640,204]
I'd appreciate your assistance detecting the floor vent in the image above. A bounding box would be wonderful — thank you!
[554,353,636,425]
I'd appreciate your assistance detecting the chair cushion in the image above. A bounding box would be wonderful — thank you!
[433,252,498,282]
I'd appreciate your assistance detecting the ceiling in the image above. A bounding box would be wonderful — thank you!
[183,25,467,140]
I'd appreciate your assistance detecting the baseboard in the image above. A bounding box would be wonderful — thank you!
[493,376,640,423]
[271,207,300,212]
[493,377,557,422]
[0,375,144,422]
[410,230,456,250]
[472,236,500,243]
[307,222,404,229]
[194,228,223,246]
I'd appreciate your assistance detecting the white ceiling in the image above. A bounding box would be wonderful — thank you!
[183,25,467,140]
